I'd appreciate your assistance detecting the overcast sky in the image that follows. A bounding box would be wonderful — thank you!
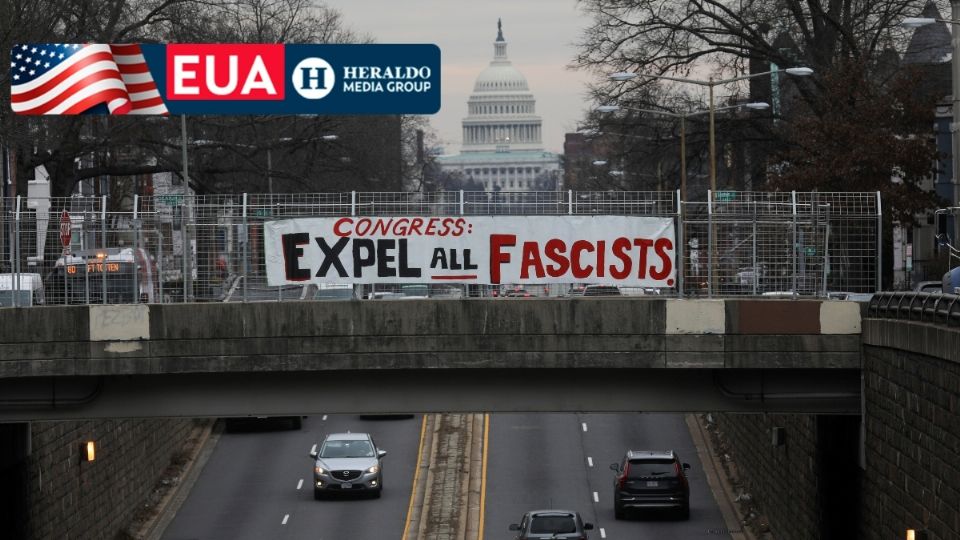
[331,0,594,155]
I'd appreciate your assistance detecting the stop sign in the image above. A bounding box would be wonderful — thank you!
[59,210,71,249]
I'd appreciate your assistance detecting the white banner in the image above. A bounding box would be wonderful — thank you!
[264,215,676,287]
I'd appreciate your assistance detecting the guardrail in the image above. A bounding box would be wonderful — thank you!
[868,291,960,327]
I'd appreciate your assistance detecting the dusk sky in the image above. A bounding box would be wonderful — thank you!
[332,0,594,155]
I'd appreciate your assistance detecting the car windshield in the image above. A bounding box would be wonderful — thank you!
[627,458,677,478]
[529,515,576,534]
[320,440,375,458]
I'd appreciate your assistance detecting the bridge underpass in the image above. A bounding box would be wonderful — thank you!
[0,367,862,421]
[0,298,864,420]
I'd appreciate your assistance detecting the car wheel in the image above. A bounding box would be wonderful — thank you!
[677,504,690,520]
[313,488,323,500]
[371,488,382,499]
[614,504,625,520]
[289,417,302,430]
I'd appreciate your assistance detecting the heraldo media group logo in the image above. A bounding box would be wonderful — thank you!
[10,43,440,115]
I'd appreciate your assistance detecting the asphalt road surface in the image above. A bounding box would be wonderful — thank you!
[484,413,733,540]
[161,414,421,540]
[162,413,731,540]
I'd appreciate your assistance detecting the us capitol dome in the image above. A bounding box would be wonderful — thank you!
[437,20,561,192]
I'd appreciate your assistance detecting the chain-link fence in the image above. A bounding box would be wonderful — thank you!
[0,190,880,306]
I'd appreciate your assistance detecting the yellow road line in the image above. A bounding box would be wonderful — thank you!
[402,414,429,540]
[477,413,489,540]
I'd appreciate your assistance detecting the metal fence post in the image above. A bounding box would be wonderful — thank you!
[822,204,831,297]
[101,195,107,304]
[459,189,465,215]
[133,194,140,303]
[13,196,20,307]
[791,191,798,297]
[568,190,573,215]
[84,210,90,304]
[351,191,356,217]
[676,189,684,298]
[752,201,758,296]
[180,196,188,303]
[155,230,163,304]
[707,191,713,298]
[876,191,882,292]
[242,193,248,303]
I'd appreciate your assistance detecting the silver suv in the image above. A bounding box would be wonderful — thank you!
[309,432,386,499]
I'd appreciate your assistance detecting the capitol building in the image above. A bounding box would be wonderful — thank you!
[437,20,562,192]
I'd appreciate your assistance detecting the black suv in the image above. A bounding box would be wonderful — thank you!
[509,510,594,539]
[610,450,690,520]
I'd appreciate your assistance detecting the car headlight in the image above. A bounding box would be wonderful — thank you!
[315,466,326,475]
[366,465,379,474]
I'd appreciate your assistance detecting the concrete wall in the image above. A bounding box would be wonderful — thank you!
[713,413,821,539]
[19,418,195,540]
[861,345,960,539]
[0,299,863,378]
[713,318,960,540]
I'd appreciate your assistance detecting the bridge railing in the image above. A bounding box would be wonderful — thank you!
[0,190,881,305]
[868,291,960,327]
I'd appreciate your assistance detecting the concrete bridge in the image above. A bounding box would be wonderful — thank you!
[0,298,864,420]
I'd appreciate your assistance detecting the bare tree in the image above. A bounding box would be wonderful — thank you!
[574,0,943,203]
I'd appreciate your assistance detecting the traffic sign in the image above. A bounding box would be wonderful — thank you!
[716,191,737,202]
[158,194,184,206]
[804,246,816,256]
[59,210,71,249]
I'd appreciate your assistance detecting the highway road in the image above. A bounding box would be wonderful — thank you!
[161,414,422,540]
[162,413,732,539]
[484,413,733,540]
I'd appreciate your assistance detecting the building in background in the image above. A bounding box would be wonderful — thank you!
[437,20,561,192]
[898,0,957,287]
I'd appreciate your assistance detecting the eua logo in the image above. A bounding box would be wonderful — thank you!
[292,57,335,100]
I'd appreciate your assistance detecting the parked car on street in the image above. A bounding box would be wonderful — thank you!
[913,280,943,294]
[310,432,386,499]
[610,450,690,520]
[508,509,594,539]
[582,284,621,296]
[503,288,535,298]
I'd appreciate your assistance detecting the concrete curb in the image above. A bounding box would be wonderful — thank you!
[685,413,755,540]
[133,419,220,540]
[404,414,437,540]
[464,414,484,540]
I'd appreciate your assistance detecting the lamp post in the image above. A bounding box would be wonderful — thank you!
[903,4,960,250]
[609,68,812,194]
[595,102,769,200]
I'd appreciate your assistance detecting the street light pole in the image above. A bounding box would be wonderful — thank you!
[267,148,272,196]
[609,67,813,195]
[708,81,716,191]
[596,102,769,201]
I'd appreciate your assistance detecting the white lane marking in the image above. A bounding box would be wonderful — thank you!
[600,527,607,538]
[297,479,303,490]
[310,443,317,454]
[587,457,593,467]
[322,414,328,421]
[282,514,289,525]
[581,422,588,432]
[592,491,599,503]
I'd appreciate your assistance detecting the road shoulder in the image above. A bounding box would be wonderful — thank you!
[685,413,757,540]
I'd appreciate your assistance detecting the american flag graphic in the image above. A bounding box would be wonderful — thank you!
[10,43,168,115]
